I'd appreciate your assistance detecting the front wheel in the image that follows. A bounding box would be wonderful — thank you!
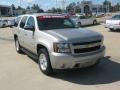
[78,22,82,27]
[109,28,115,32]
[38,48,53,75]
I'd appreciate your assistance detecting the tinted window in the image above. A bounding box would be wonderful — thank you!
[80,16,86,19]
[37,17,76,30]
[26,17,35,27]
[71,16,78,19]
[112,15,120,20]
[20,16,28,28]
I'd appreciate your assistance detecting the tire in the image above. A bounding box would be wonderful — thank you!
[15,38,23,53]
[38,48,53,75]
[2,24,5,28]
[93,20,97,25]
[78,22,81,27]
[109,28,114,32]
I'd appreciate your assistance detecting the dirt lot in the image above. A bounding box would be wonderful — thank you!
[0,25,120,90]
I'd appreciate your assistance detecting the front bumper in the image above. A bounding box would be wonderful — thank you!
[106,24,120,30]
[50,46,105,69]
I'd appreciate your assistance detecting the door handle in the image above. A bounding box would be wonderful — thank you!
[24,33,27,36]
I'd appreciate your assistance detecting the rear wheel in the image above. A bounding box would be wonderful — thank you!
[78,22,81,27]
[38,48,53,75]
[93,20,97,25]
[15,38,23,53]
[109,28,114,32]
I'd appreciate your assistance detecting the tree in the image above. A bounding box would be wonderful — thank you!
[51,8,57,13]
[56,8,62,13]
[17,6,23,10]
[11,4,16,10]
[26,6,30,10]
[103,0,111,12]
[103,0,111,6]
[37,9,44,13]
[31,4,44,13]
[31,4,40,11]
[114,3,120,11]
[66,2,76,12]
[47,8,62,13]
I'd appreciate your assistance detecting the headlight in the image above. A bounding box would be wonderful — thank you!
[53,43,71,53]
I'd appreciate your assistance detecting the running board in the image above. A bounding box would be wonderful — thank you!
[21,48,38,60]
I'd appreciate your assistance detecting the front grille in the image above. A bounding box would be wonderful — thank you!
[74,46,101,53]
[71,40,102,54]
[72,40,101,46]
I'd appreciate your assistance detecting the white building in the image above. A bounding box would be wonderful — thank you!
[79,1,92,14]
[69,0,108,14]
[0,5,13,16]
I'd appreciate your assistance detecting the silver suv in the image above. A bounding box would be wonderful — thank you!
[13,13,105,75]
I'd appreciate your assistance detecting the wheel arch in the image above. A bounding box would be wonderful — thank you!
[14,34,18,40]
[37,44,49,55]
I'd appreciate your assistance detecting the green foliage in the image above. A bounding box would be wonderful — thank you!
[47,8,62,13]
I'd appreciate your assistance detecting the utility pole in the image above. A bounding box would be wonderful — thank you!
[61,0,66,13]
[56,0,57,8]
[56,0,58,13]
[20,0,22,7]
[62,0,65,13]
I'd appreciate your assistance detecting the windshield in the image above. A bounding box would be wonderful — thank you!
[37,16,77,30]
[71,16,78,19]
[111,15,120,20]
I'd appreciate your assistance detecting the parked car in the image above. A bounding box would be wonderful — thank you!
[93,12,105,18]
[106,14,120,31]
[71,14,97,26]
[0,20,4,27]
[0,19,10,27]
[0,20,6,28]
[8,19,15,27]
[13,13,105,75]
[4,20,8,26]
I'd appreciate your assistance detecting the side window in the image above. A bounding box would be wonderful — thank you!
[64,19,73,27]
[116,15,120,19]
[14,17,21,27]
[80,16,86,19]
[119,15,120,19]
[26,16,35,27]
[20,16,28,28]
[112,15,119,19]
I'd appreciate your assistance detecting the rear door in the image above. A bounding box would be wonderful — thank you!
[23,16,36,53]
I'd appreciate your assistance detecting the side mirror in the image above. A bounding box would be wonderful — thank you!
[24,25,35,31]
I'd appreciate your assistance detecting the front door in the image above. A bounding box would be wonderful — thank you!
[79,16,87,25]
[18,16,28,47]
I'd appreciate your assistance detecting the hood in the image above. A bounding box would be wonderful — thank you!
[45,28,103,43]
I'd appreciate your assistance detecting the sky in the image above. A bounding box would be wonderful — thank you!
[0,0,119,10]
